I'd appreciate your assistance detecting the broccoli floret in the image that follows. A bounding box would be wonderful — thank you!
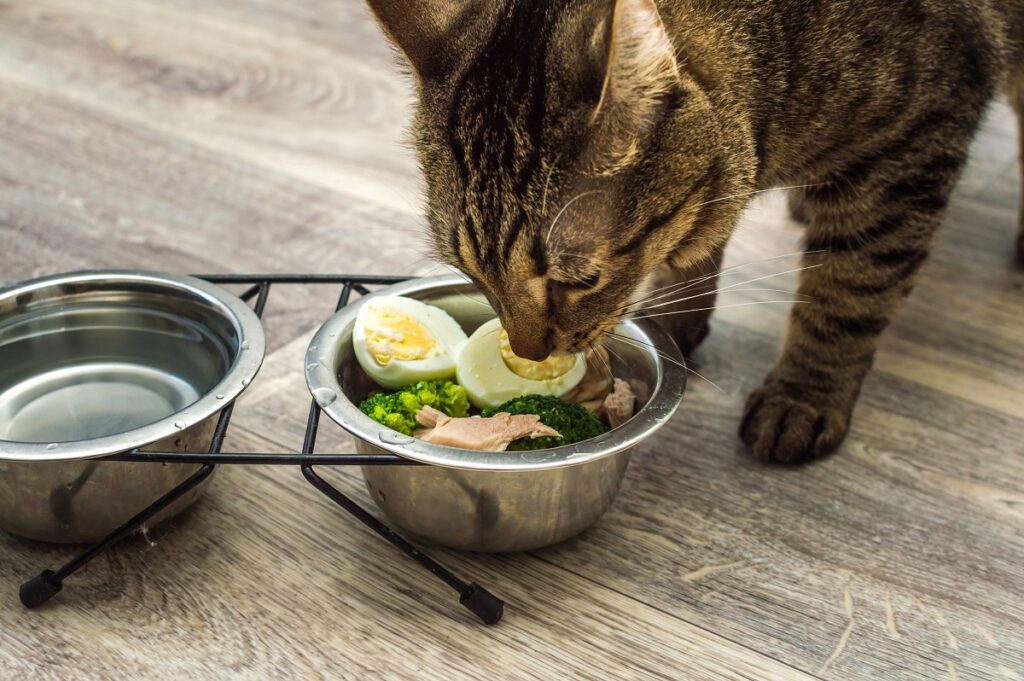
[482,394,607,450]
[359,380,470,435]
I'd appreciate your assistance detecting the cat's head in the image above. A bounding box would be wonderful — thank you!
[367,0,742,359]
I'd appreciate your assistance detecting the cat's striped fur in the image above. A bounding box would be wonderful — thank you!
[366,0,1024,463]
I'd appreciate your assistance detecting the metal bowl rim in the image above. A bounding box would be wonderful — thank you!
[0,270,265,462]
[306,274,687,472]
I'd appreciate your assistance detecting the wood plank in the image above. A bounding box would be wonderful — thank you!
[537,319,1024,681]
[0,80,436,355]
[227,317,1024,680]
[0,0,422,216]
[0,0,1022,678]
[0,419,811,680]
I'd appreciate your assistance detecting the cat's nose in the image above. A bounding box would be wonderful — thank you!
[505,327,551,362]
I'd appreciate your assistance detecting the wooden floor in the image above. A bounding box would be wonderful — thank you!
[1,1,1023,679]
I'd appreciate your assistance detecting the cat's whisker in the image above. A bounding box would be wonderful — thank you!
[545,190,605,247]
[698,263,821,296]
[418,259,471,280]
[616,249,821,312]
[685,248,825,287]
[600,338,628,370]
[641,252,816,301]
[623,299,809,322]
[442,265,473,282]
[683,183,823,215]
[623,287,812,314]
[550,251,597,264]
[620,262,821,312]
[451,292,494,310]
[602,331,687,370]
[602,331,723,393]
[539,154,562,218]
[592,341,615,380]
[624,264,821,312]
[427,263,496,310]
[407,255,456,274]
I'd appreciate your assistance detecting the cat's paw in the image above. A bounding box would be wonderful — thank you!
[739,380,851,464]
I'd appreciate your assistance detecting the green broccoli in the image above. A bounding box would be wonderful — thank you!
[359,379,470,435]
[482,394,608,450]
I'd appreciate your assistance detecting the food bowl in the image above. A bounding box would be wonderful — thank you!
[305,275,687,552]
[0,271,265,543]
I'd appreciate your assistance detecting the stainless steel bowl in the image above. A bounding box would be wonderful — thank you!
[306,275,687,552]
[0,271,265,543]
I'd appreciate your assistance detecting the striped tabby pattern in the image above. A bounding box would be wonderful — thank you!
[366,0,1024,463]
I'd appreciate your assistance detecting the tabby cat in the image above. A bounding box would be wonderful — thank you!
[364,0,1024,463]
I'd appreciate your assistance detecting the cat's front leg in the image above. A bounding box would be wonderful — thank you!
[741,142,971,463]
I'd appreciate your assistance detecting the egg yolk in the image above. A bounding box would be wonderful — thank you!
[498,329,575,380]
[364,308,439,366]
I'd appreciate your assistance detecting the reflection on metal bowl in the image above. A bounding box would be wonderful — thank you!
[306,275,687,553]
[0,271,265,543]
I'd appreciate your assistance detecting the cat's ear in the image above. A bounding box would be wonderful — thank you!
[591,0,681,131]
[364,0,478,79]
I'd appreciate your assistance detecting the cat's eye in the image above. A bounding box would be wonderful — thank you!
[548,273,600,298]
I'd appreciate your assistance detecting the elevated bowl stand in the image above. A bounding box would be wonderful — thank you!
[13,274,504,625]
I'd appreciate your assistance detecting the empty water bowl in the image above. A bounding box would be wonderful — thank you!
[0,271,264,542]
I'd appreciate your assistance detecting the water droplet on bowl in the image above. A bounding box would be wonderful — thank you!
[242,378,251,386]
[216,394,225,400]
[306,363,319,372]
[46,443,59,451]
[241,340,251,351]
[328,332,336,338]
[379,430,414,445]
[174,420,186,429]
[312,387,337,407]
[309,345,318,352]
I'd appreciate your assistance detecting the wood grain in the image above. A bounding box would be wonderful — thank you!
[1,0,1023,679]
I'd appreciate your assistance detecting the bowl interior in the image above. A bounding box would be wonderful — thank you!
[336,289,659,412]
[309,275,687,471]
[0,276,244,445]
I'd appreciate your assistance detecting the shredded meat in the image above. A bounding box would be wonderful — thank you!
[603,378,636,429]
[564,345,613,410]
[414,406,560,451]
[415,405,447,429]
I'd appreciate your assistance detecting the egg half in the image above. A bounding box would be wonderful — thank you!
[456,318,587,409]
[353,296,468,390]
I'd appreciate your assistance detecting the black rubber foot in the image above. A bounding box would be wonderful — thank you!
[460,583,504,625]
[20,570,63,609]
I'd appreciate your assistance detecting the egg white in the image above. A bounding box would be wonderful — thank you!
[456,318,587,409]
[353,296,468,390]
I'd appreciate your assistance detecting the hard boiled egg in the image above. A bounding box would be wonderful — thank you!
[353,296,468,390]
[456,318,587,409]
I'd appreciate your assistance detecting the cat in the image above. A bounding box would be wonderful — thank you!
[363,0,1024,464]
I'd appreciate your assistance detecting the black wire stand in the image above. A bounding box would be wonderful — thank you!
[17,274,504,625]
